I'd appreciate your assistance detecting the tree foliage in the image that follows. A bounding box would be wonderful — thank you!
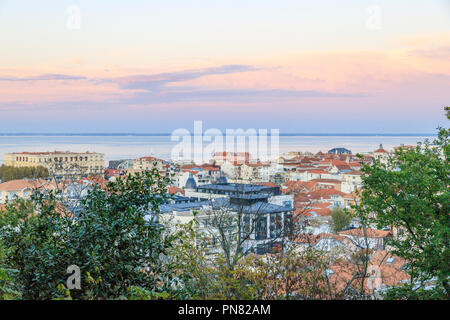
[331,207,352,233]
[0,169,188,299]
[0,165,49,182]
[354,109,449,299]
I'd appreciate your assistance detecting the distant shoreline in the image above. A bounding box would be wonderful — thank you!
[0,133,438,137]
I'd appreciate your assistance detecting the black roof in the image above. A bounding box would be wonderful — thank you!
[327,147,352,155]
[185,172,197,189]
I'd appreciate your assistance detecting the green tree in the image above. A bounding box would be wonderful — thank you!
[331,207,352,233]
[354,108,449,299]
[0,165,49,182]
[164,217,215,299]
[0,169,188,299]
[0,241,20,299]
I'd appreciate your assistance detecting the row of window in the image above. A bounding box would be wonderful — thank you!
[15,156,102,162]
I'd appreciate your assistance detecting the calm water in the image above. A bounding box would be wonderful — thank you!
[0,134,435,165]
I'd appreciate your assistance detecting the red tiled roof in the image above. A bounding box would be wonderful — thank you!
[306,188,348,200]
[104,169,124,176]
[316,232,351,243]
[307,169,328,174]
[0,179,55,191]
[330,160,349,166]
[257,182,279,188]
[245,162,270,167]
[310,179,341,184]
[311,202,333,209]
[339,228,391,238]
[282,181,317,194]
[168,186,185,196]
[305,207,332,217]
[294,193,311,203]
[329,249,409,293]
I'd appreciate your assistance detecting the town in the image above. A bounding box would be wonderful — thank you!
[0,143,415,298]
[1,0,448,308]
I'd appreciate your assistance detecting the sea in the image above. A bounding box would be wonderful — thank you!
[0,134,436,165]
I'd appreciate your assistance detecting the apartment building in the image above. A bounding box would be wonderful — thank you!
[132,156,166,171]
[4,151,105,179]
[152,191,294,255]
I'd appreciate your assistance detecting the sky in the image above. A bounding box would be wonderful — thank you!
[0,0,449,133]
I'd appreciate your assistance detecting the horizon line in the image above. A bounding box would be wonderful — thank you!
[0,133,438,137]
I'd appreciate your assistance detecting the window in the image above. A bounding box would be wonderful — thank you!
[256,216,267,240]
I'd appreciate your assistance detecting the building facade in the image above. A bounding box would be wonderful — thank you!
[132,156,166,171]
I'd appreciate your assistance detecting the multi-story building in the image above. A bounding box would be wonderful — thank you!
[132,156,166,171]
[223,161,282,183]
[183,173,294,211]
[341,171,363,193]
[176,167,220,189]
[239,162,266,182]
[213,152,251,166]
[4,151,104,179]
[373,144,389,164]
[152,183,294,255]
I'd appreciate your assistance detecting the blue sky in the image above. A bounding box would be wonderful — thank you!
[0,0,449,133]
